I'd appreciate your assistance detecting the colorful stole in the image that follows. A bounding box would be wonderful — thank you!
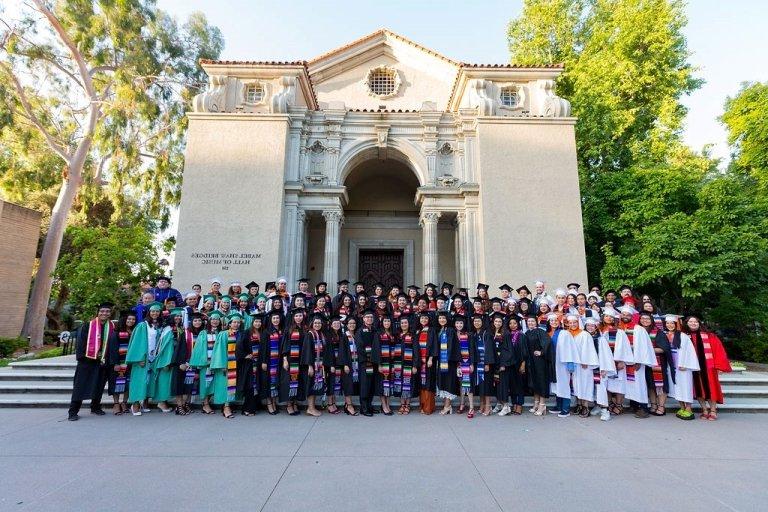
[205,332,216,386]
[459,332,471,392]
[427,299,437,311]
[591,332,602,384]
[289,330,301,397]
[183,329,197,389]
[226,333,237,399]
[251,332,261,393]
[348,333,359,382]
[268,331,280,397]
[393,335,403,394]
[380,332,392,396]
[418,329,429,386]
[621,323,636,381]
[311,330,325,392]
[476,333,485,386]
[493,333,502,383]
[698,332,714,369]
[537,314,548,331]
[85,318,113,362]
[364,329,374,375]
[649,328,664,388]
[338,305,350,320]
[439,329,449,373]
[115,330,130,393]
[333,334,342,395]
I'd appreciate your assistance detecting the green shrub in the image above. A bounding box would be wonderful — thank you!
[726,334,768,365]
[0,337,25,358]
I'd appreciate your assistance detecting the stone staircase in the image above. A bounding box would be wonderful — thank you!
[1,355,766,411]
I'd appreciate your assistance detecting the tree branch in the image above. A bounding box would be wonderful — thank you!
[0,61,72,163]
[89,65,116,76]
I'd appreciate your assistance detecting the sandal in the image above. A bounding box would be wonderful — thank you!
[327,405,341,415]
[174,406,188,416]
[457,404,466,414]
[651,405,666,416]
[403,404,411,415]
[113,404,123,416]
[708,410,718,421]
[222,405,235,419]
[344,404,359,416]
[467,409,475,419]
[130,403,142,416]
[608,403,623,415]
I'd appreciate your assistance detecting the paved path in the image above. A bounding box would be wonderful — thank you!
[0,408,765,511]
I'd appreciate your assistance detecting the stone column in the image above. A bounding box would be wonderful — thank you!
[420,211,441,285]
[455,212,467,287]
[322,210,343,286]
[293,209,307,282]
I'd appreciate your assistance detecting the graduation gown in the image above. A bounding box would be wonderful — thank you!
[506,330,528,397]
[260,328,282,399]
[434,327,460,397]
[601,327,634,395]
[625,325,659,404]
[326,329,345,397]
[375,330,396,397]
[572,330,599,401]
[172,327,198,397]
[126,321,162,403]
[667,332,700,403]
[355,327,380,399]
[108,328,130,396]
[302,330,331,397]
[236,329,263,399]
[71,320,117,402]
[491,331,512,402]
[589,331,617,407]
[473,330,496,396]
[189,329,219,399]
[690,330,732,404]
[149,327,176,402]
[651,331,674,394]
[337,330,360,397]
[394,331,422,399]
[210,330,241,404]
[550,329,578,400]
[523,328,554,397]
[279,328,307,402]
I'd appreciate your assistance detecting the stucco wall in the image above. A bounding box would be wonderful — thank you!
[173,115,289,292]
[475,119,588,289]
[0,200,41,338]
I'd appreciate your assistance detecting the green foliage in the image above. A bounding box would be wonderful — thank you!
[0,337,26,358]
[509,1,768,361]
[54,223,160,318]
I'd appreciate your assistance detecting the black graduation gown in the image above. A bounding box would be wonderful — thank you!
[454,331,476,394]
[523,328,554,397]
[355,327,380,399]
[108,329,130,396]
[301,331,332,396]
[326,329,345,396]
[259,328,282,399]
[71,321,118,402]
[434,327,460,396]
[279,328,307,402]
[393,331,422,398]
[491,331,512,401]
[236,330,263,398]
[653,330,676,393]
[337,331,360,396]
[506,330,528,397]
[172,327,198,396]
[472,330,496,396]
[375,330,396,396]
[415,327,437,392]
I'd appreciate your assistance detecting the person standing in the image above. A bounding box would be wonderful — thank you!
[260,311,284,415]
[302,314,330,417]
[68,302,118,421]
[211,312,245,418]
[236,313,264,416]
[189,310,223,414]
[416,311,436,415]
[338,316,360,416]
[685,315,732,421]
[523,317,554,416]
[280,309,307,415]
[356,310,379,416]
[126,302,164,416]
[376,316,396,415]
[109,312,136,415]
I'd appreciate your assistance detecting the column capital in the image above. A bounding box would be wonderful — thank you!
[419,211,441,226]
[297,209,307,223]
[322,210,344,224]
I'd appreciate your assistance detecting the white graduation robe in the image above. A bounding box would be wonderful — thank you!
[550,330,579,399]
[624,326,659,404]
[573,331,599,401]
[604,328,634,395]
[594,334,617,407]
[669,333,700,403]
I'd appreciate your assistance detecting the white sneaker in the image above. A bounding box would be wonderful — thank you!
[590,405,602,416]
[600,409,611,421]
[498,405,511,416]
[492,404,502,414]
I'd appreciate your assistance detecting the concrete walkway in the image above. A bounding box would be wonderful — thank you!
[0,408,765,511]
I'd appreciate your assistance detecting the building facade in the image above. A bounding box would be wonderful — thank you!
[0,199,41,338]
[174,29,587,292]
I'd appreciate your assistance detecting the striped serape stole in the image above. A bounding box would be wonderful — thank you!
[226,335,237,400]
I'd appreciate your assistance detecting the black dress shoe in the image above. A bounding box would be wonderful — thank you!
[362,410,373,417]
[90,409,105,416]
[371,408,380,414]
[383,410,394,416]
[68,414,79,421]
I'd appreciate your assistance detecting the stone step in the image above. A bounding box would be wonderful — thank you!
[8,360,77,371]
[0,370,74,381]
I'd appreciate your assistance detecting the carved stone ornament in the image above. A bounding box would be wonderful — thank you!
[436,175,459,187]
[438,142,454,155]
[193,74,227,113]
[362,65,402,99]
[468,79,495,116]
[538,79,571,117]
[322,210,344,224]
[419,211,442,225]
[270,76,297,114]
[308,140,326,153]
[304,174,327,185]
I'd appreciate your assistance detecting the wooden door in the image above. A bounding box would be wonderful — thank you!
[358,249,404,293]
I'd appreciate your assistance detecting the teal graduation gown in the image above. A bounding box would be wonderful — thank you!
[148,327,176,402]
[209,330,240,405]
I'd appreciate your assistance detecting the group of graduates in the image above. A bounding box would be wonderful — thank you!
[67,276,732,423]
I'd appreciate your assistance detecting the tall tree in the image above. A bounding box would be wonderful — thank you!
[0,1,222,347]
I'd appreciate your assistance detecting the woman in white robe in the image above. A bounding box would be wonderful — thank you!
[547,314,579,417]
[568,315,598,418]
[662,315,700,420]
[584,318,616,421]
[627,313,659,408]
[600,310,634,415]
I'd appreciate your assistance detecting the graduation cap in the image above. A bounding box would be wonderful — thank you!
[315,281,328,289]
[219,295,232,303]
[289,307,307,316]
[407,285,421,291]
[96,301,114,310]
[584,317,599,326]
[458,288,468,295]
[619,284,632,292]
[601,308,620,319]
[337,279,350,286]
[265,281,277,290]
[452,314,467,325]
[148,302,164,312]
[169,307,185,316]
[308,312,328,324]
[353,281,365,287]
[238,293,250,301]
[424,283,437,289]
[249,312,266,323]
[373,282,385,289]
[436,294,449,302]
[185,292,198,300]
[298,277,309,283]
[291,292,308,299]
[361,308,376,317]
[210,277,222,285]
[476,283,489,291]
[189,311,204,320]
[230,280,241,287]
[619,305,637,315]
[226,312,244,324]
[245,281,259,289]
[489,311,506,322]
[518,297,532,307]
[436,310,451,318]
[516,285,531,295]
[396,292,408,299]
[390,284,402,290]
[470,312,486,321]
[441,282,454,291]
[207,310,224,320]
[490,297,503,304]
[450,293,465,301]
[375,295,388,303]
[417,310,432,318]
[329,314,343,323]
[567,282,581,290]
[604,289,617,296]
[553,288,567,297]
[499,284,513,292]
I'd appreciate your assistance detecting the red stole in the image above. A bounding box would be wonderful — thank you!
[85,318,114,361]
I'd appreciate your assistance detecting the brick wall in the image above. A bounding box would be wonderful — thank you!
[0,200,42,338]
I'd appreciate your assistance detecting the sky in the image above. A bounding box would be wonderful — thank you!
[157,0,768,164]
